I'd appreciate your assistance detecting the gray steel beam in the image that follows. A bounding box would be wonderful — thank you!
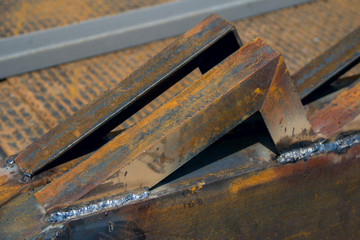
[0,0,313,79]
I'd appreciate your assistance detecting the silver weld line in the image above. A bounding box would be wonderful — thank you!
[277,132,360,164]
[48,191,150,223]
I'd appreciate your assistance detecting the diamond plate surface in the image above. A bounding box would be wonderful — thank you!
[0,0,173,38]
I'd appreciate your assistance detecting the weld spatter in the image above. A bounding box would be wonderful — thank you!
[277,132,360,164]
[48,191,150,223]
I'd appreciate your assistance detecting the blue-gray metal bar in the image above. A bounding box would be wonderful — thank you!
[0,0,313,79]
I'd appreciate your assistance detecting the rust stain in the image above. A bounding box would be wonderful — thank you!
[188,181,205,194]
[229,168,279,195]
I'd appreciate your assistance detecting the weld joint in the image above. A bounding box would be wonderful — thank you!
[277,132,360,164]
[47,190,150,223]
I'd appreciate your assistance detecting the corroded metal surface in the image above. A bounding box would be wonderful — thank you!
[260,56,314,151]
[33,29,357,212]
[0,191,46,239]
[59,145,360,240]
[0,153,88,207]
[307,77,360,137]
[3,142,357,239]
[0,12,359,240]
[293,26,360,99]
[34,38,281,211]
[1,138,360,239]
[13,14,241,176]
[0,143,274,239]
[32,28,360,212]
[78,33,360,206]
[2,0,359,159]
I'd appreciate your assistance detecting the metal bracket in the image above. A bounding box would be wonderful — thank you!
[35,37,313,211]
[13,15,242,176]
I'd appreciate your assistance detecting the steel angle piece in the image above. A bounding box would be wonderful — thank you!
[13,15,242,176]
[35,38,282,211]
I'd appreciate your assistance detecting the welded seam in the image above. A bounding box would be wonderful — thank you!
[277,131,360,164]
[47,190,150,223]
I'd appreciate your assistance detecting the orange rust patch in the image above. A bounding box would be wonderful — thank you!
[188,181,205,194]
[229,168,279,194]
[252,87,263,96]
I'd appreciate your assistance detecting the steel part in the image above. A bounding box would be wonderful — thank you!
[0,192,46,240]
[2,69,360,237]
[260,56,315,152]
[0,153,88,208]
[0,11,358,240]
[13,15,242,176]
[48,143,275,224]
[34,38,282,211]
[0,0,313,79]
[293,26,360,99]
[10,143,358,239]
[0,124,118,207]
[0,141,276,239]
[339,115,360,134]
[0,157,24,206]
[62,145,360,240]
[2,135,360,239]
[307,77,360,137]
[81,49,335,205]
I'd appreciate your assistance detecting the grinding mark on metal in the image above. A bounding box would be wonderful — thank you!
[277,132,360,164]
[48,191,150,223]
